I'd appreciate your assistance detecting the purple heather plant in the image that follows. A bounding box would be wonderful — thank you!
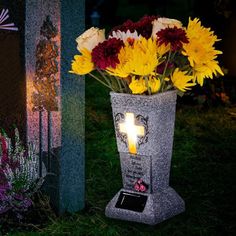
[0,129,43,220]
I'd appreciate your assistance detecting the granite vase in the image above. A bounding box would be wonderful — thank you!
[105,90,185,225]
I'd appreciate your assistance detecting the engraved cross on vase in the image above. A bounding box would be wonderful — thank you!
[119,112,145,154]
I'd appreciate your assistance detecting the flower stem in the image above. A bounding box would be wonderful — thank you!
[115,76,123,92]
[161,51,172,92]
[88,73,114,91]
[144,76,151,95]
[120,78,129,93]
[97,69,112,89]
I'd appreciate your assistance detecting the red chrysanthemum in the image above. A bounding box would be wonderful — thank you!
[157,26,189,51]
[156,62,174,74]
[110,15,158,39]
[135,15,158,39]
[110,19,136,34]
[91,38,124,70]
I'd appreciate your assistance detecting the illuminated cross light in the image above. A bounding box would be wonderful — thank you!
[119,113,145,154]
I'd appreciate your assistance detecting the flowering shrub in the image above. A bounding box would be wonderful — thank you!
[70,15,224,95]
[0,129,42,219]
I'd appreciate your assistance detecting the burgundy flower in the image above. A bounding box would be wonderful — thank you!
[157,26,189,51]
[156,62,174,74]
[110,19,136,34]
[110,15,158,39]
[135,15,158,39]
[92,38,124,70]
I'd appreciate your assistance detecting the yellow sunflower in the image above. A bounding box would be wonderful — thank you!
[129,75,161,94]
[129,37,161,76]
[148,76,161,93]
[106,37,161,78]
[106,45,132,78]
[70,48,94,75]
[193,61,224,86]
[184,18,219,46]
[182,18,223,85]
[156,42,170,57]
[171,68,196,92]
[129,76,146,94]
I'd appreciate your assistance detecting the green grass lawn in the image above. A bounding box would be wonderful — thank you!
[8,79,236,235]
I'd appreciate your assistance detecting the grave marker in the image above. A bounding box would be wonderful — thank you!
[106,91,185,225]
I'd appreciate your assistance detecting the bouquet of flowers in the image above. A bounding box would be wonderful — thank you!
[70,15,223,95]
[0,129,43,219]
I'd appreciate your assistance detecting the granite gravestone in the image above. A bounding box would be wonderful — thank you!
[106,91,185,225]
[25,0,85,214]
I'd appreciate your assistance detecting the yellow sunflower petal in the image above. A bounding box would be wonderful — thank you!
[193,60,224,86]
[182,18,224,85]
[148,76,161,93]
[69,48,94,75]
[171,68,196,92]
[156,42,170,56]
[128,37,161,76]
[129,76,147,94]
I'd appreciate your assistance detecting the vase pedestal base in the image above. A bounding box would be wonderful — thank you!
[105,187,185,225]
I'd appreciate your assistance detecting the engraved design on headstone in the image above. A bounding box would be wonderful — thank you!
[115,113,148,153]
[32,15,59,112]
[136,115,149,146]
[114,113,126,146]
[25,0,85,213]
[120,153,152,193]
[134,179,148,193]
[31,15,59,175]
[0,9,18,31]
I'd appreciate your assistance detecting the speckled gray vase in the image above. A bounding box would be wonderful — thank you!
[105,90,185,225]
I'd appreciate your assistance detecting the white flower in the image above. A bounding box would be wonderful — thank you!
[109,30,141,42]
[76,27,105,52]
[0,9,18,31]
[152,17,182,39]
[1,129,44,192]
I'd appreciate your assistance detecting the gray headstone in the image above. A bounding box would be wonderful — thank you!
[106,91,185,225]
[25,0,85,214]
